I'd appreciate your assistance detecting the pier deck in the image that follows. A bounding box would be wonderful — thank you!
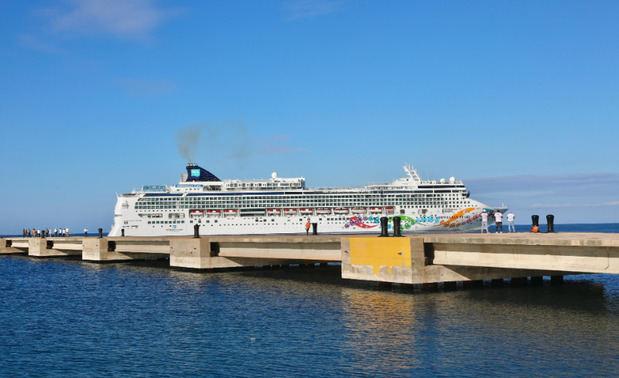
[1,233,618,284]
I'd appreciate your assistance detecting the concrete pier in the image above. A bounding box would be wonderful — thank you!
[28,238,82,257]
[82,238,135,262]
[0,238,24,254]
[1,233,618,286]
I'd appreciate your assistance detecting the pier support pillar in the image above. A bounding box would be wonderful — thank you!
[82,238,134,262]
[530,276,544,286]
[169,238,212,269]
[511,277,528,286]
[0,238,24,254]
[28,238,78,257]
[169,238,277,270]
[551,275,564,285]
[463,280,484,289]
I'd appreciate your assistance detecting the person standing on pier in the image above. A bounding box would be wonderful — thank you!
[495,211,503,233]
[305,220,311,236]
[480,210,489,234]
[66,228,70,237]
[84,227,88,236]
[507,212,515,233]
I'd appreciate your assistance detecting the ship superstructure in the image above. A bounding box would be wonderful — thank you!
[109,163,505,236]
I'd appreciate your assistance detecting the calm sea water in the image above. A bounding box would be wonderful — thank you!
[1,225,617,376]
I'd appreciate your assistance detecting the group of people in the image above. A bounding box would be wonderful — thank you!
[23,227,71,237]
[480,210,515,234]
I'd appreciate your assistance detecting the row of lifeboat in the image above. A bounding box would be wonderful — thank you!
[190,207,394,217]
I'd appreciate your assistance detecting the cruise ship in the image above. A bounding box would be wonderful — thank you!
[109,163,505,236]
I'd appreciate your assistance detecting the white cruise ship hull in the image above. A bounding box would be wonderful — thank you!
[109,163,506,237]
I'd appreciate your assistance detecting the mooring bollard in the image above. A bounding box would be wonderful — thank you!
[546,214,555,233]
[393,216,402,237]
[98,228,103,238]
[194,224,200,238]
[531,214,540,232]
[379,217,389,237]
[312,223,318,235]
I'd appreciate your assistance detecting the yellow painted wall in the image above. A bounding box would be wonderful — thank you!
[349,237,412,275]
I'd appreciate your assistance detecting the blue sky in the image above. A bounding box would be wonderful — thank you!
[1,0,618,233]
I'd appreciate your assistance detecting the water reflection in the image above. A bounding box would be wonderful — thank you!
[1,256,617,375]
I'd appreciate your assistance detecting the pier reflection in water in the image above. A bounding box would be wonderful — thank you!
[0,257,617,376]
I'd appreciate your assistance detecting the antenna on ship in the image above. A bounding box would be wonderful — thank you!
[403,163,421,182]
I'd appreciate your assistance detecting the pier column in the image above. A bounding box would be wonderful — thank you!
[511,277,528,286]
[341,236,419,284]
[0,238,24,254]
[82,238,134,262]
[169,237,213,269]
[169,238,292,270]
[28,238,77,257]
[551,275,564,285]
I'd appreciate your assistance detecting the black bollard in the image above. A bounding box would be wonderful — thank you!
[98,228,103,238]
[379,217,389,237]
[393,216,402,237]
[531,214,539,227]
[312,223,318,235]
[546,214,555,233]
[193,224,200,238]
[121,228,125,237]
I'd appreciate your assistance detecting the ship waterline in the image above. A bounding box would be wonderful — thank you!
[109,164,505,236]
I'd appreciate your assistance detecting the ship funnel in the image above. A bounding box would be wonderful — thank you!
[186,163,221,182]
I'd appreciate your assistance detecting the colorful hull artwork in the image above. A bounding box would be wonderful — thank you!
[439,207,496,229]
[344,208,497,231]
[344,215,439,230]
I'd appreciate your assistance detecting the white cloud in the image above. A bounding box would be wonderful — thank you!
[45,0,179,38]
[17,34,61,53]
[464,173,619,223]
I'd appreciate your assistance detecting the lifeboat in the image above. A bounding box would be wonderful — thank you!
[267,209,281,215]
[351,207,366,214]
[316,208,331,214]
[223,209,237,216]
[369,207,382,213]
[334,208,349,214]
[299,208,313,214]
[189,210,204,216]
[207,209,221,215]
[284,208,297,215]
[385,206,395,213]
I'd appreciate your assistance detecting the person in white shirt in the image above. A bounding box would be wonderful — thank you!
[84,227,88,236]
[494,211,503,233]
[480,210,489,234]
[507,212,515,232]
